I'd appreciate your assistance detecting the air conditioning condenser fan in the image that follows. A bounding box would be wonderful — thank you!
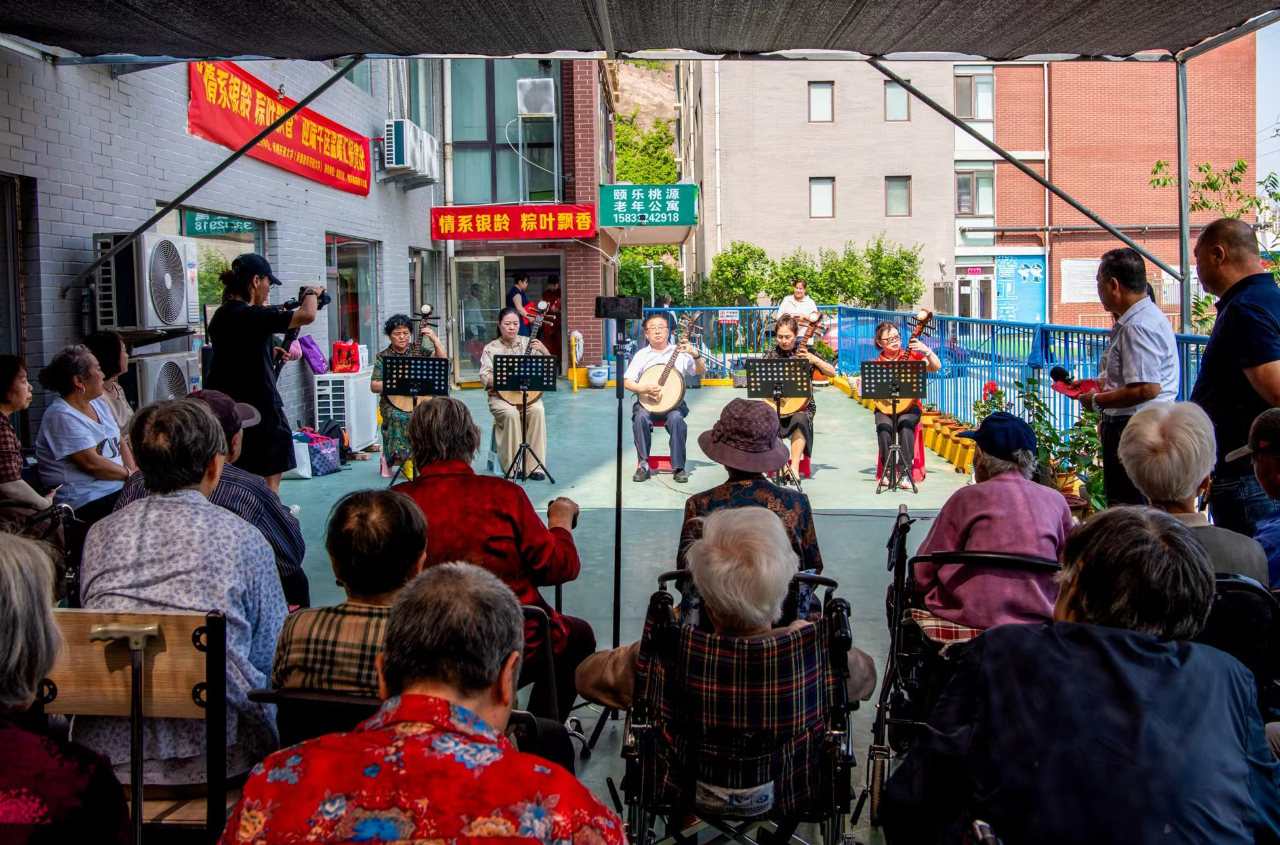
[153,360,188,401]
[148,239,186,324]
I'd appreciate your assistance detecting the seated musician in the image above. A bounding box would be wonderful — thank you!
[626,313,707,483]
[370,313,444,472]
[478,306,550,480]
[764,314,836,482]
[871,319,941,489]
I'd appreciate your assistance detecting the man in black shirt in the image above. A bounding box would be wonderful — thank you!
[205,253,324,493]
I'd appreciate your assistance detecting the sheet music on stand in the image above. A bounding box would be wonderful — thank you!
[493,355,558,393]
[745,359,811,400]
[382,356,451,398]
[859,359,927,401]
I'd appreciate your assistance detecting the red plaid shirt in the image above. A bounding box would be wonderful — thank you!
[0,415,22,484]
[395,461,580,655]
[219,694,624,845]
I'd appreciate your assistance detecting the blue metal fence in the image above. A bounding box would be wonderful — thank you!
[639,305,1206,433]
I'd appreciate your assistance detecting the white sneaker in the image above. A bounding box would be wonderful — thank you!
[288,505,301,518]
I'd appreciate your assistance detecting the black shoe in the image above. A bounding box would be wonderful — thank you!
[633,466,650,482]
[528,471,545,481]
[673,469,689,483]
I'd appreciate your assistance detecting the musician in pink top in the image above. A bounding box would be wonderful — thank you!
[914,412,1073,630]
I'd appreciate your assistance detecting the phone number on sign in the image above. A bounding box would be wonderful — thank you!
[610,212,685,225]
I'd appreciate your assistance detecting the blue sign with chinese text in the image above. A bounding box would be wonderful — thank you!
[995,254,1047,323]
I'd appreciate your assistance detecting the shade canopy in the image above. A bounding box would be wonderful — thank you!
[1,0,1277,61]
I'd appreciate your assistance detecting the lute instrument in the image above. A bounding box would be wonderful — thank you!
[635,313,702,415]
[774,313,825,418]
[384,305,440,414]
[497,301,551,407]
[872,309,934,415]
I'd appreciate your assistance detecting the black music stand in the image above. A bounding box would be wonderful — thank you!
[383,357,451,487]
[494,354,557,483]
[745,358,812,491]
[860,359,927,495]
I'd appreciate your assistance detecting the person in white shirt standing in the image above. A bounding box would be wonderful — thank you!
[1074,247,1179,506]
[775,279,819,346]
[625,314,707,483]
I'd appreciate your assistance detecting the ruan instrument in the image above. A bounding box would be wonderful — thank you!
[383,305,439,414]
[873,309,934,415]
[497,301,552,408]
[775,313,825,418]
[635,313,702,415]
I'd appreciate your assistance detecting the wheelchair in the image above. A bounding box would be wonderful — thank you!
[1195,572,1280,718]
[858,505,1060,827]
[621,569,857,845]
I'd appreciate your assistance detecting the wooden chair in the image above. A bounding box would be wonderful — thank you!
[38,608,232,845]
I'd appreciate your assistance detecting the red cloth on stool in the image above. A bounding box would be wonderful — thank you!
[876,424,927,483]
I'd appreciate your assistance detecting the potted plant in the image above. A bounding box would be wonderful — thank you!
[971,381,1008,426]
[812,339,837,384]
[1014,377,1104,502]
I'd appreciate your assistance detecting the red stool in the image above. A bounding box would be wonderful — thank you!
[645,419,674,472]
[799,455,811,479]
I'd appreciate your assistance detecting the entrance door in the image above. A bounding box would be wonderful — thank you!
[451,257,504,384]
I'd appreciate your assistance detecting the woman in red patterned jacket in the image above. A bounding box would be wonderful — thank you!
[394,397,592,721]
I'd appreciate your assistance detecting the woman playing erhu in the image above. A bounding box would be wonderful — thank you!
[371,313,444,475]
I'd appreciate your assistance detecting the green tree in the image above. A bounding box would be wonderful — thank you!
[858,233,925,308]
[614,108,677,185]
[618,246,685,305]
[197,245,229,308]
[705,241,773,306]
[1151,158,1260,219]
[765,248,819,301]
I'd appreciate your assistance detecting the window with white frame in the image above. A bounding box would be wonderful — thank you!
[808,82,833,123]
[810,177,834,218]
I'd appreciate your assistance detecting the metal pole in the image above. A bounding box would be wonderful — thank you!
[643,260,660,306]
[60,56,367,298]
[1176,59,1192,331]
[868,59,1184,282]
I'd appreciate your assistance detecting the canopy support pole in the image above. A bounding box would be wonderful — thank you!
[1176,59,1192,330]
[60,56,366,298]
[868,59,1183,283]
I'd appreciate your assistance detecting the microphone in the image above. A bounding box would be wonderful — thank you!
[1050,366,1075,386]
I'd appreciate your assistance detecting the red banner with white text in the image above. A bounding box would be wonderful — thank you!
[188,62,371,196]
[431,204,597,241]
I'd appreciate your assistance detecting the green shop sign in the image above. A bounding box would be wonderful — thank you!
[599,183,697,227]
[185,210,256,236]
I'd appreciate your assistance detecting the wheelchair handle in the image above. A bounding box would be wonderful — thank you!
[658,569,837,590]
[912,551,1061,574]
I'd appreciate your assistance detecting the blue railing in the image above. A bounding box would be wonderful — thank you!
[640,305,840,378]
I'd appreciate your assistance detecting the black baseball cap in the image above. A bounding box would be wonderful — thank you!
[958,411,1037,461]
[232,253,281,286]
[190,390,260,443]
[1226,408,1280,462]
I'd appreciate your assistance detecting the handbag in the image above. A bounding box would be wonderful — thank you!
[301,430,342,477]
[297,335,330,375]
[282,433,313,480]
[332,340,360,373]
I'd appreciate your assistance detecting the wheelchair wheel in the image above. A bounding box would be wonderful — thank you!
[869,755,887,826]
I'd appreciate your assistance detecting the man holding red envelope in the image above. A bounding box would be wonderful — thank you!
[1062,248,1178,506]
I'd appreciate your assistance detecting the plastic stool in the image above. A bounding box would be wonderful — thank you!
[486,426,501,473]
[799,454,811,479]
[645,419,674,473]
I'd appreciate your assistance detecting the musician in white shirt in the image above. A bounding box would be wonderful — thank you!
[624,313,707,483]
[775,280,819,345]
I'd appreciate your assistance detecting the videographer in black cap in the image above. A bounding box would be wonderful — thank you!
[205,253,324,493]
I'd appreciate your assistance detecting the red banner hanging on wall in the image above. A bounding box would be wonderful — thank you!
[188,62,371,197]
[431,204,598,241]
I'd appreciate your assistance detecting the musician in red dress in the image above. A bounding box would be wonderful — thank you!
[871,320,941,489]
[539,275,562,364]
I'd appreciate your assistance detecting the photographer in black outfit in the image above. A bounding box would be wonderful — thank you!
[205,253,324,494]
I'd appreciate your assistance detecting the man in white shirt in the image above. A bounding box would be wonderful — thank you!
[1076,247,1179,506]
[625,313,707,483]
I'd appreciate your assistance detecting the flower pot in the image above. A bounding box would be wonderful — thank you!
[947,429,974,465]
[1052,472,1082,495]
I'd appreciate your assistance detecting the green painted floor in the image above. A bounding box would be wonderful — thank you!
[277,381,969,843]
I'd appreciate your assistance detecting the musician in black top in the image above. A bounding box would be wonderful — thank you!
[205,253,324,493]
[763,314,836,482]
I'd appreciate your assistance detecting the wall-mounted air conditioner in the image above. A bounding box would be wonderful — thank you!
[93,232,199,331]
[383,118,425,172]
[315,370,378,451]
[134,351,201,405]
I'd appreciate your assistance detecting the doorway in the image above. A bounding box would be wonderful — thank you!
[504,255,565,371]
[326,235,379,357]
[451,257,505,384]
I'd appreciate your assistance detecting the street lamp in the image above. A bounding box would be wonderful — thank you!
[641,260,661,307]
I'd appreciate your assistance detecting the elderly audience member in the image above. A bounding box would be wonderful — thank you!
[883,507,1280,844]
[77,399,287,784]
[1120,401,1268,584]
[578,507,876,711]
[220,563,625,845]
[272,489,426,696]
[914,412,1072,629]
[114,390,309,606]
[394,397,591,720]
[1234,408,1280,589]
[34,345,133,525]
[82,331,133,435]
[0,533,129,844]
[0,354,51,509]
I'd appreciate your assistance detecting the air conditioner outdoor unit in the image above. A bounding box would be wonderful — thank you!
[134,351,201,405]
[93,232,199,331]
[383,118,425,172]
[516,78,556,118]
[314,370,378,451]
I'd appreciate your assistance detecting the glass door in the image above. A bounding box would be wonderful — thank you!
[452,257,504,384]
[326,235,379,362]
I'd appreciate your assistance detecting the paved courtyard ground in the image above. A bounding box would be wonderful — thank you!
[278,380,970,843]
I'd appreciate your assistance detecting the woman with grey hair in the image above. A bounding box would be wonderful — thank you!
[1119,401,1268,584]
[0,533,129,842]
[914,411,1073,630]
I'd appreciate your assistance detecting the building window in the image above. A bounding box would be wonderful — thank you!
[333,58,372,94]
[955,170,994,216]
[955,72,993,120]
[451,59,559,205]
[408,59,437,132]
[809,177,834,218]
[886,176,912,217]
[156,204,266,314]
[326,235,378,352]
[808,82,833,123]
[884,81,909,121]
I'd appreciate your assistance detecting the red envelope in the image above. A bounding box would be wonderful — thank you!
[1050,378,1100,399]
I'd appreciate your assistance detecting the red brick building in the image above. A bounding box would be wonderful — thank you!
[987,36,1256,329]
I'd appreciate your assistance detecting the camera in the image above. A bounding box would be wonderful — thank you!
[283,286,331,311]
